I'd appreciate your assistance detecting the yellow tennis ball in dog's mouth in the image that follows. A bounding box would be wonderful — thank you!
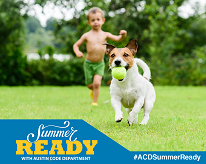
[112,66,126,80]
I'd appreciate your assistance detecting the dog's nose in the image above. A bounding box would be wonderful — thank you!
[114,60,121,66]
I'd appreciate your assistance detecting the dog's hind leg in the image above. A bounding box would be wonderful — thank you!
[139,100,153,125]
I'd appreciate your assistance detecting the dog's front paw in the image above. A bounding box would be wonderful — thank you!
[115,112,123,123]
[127,112,138,126]
[139,121,147,126]
[139,116,149,125]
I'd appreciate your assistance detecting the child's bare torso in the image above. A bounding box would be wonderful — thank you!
[85,30,108,63]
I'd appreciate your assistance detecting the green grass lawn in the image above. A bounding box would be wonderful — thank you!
[0,86,205,151]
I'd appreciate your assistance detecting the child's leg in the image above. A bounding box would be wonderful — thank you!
[92,74,102,103]
[85,60,104,105]
[87,84,93,90]
[86,74,102,102]
[87,84,94,99]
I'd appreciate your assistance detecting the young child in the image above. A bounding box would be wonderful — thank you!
[73,7,127,106]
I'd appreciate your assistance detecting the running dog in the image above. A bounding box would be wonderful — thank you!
[103,39,156,125]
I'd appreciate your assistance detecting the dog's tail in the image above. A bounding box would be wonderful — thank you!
[134,58,151,80]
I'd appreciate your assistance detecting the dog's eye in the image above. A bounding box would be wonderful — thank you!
[111,54,115,58]
[123,53,129,57]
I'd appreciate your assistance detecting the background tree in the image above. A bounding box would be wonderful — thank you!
[24,16,55,53]
[34,0,187,57]
[45,17,57,31]
[1,0,206,86]
[0,0,29,85]
[24,16,42,33]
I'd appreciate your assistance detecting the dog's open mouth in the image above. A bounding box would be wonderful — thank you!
[114,65,129,70]
[125,65,129,71]
[115,65,129,81]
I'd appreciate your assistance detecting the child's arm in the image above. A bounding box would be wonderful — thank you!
[73,34,86,58]
[106,30,127,42]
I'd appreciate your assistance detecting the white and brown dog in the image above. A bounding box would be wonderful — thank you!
[103,39,156,125]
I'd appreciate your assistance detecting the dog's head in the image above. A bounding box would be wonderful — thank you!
[103,39,138,71]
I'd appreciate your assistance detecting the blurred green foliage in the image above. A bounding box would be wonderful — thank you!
[0,0,30,85]
[24,17,55,53]
[26,57,85,86]
[0,0,206,86]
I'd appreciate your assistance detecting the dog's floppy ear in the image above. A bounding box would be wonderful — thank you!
[125,39,138,56]
[103,43,116,56]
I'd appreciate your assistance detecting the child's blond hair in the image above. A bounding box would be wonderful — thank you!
[86,7,104,20]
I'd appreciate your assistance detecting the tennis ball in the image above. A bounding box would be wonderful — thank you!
[112,66,126,80]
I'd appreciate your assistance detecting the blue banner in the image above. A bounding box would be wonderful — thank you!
[0,119,205,163]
